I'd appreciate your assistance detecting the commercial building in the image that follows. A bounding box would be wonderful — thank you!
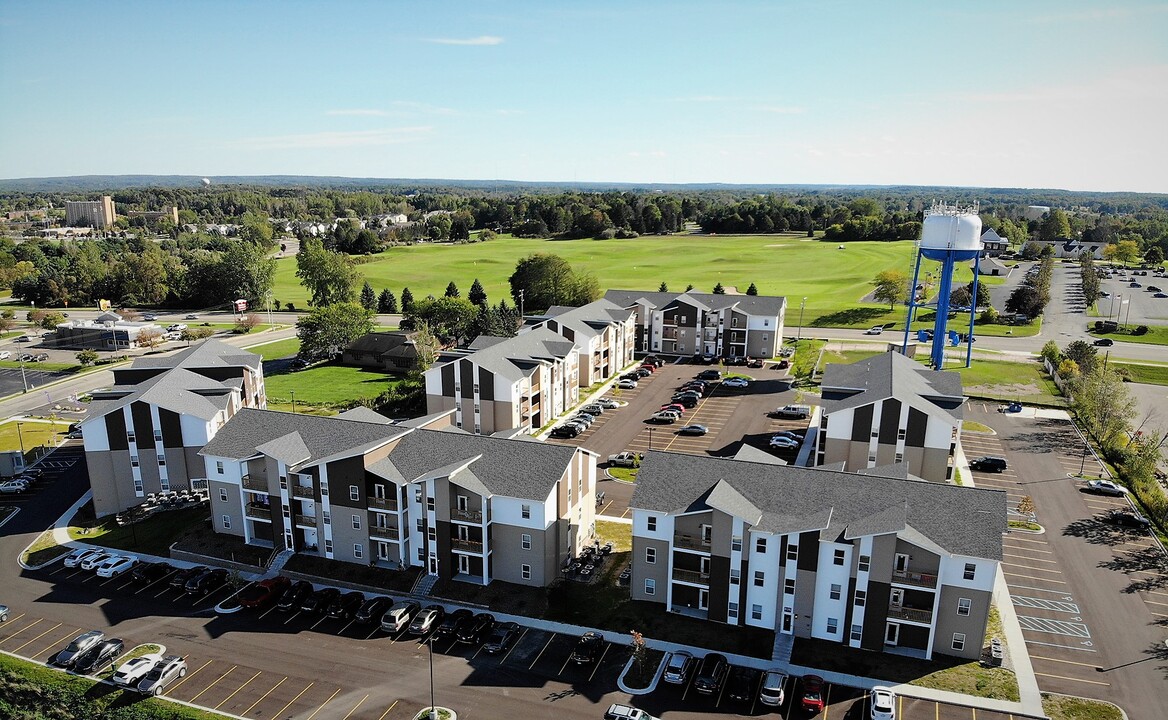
[603,289,786,360]
[80,340,266,516]
[816,352,965,484]
[53,312,162,350]
[64,196,117,229]
[629,451,1005,661]
[199,408,597,587]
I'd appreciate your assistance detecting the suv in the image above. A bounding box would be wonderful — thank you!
[697,369,722,381]
[604,704,656,720]
[726,666,761,703]
[662,650,694,685]
[137,655,187,695]
[549,425,580,439]
[693,652,729,694]
[770,404,811,419]
[759,669,788,706]
[380,600,420,633]
[456,612,495,643]
[969,456,1008,473]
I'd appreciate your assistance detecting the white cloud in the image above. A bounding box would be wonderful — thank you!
[392,101,458,116]
[327,109,391,117]
[231,127,432,151]
[425,35,503,46]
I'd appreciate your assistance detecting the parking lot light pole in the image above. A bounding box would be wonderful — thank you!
[290,390,296,415]
[16,422,25,456]
[797,297,806,342]
[427,636,436,720]
[647,427,653,451]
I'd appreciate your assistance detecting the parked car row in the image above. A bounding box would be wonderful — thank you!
[0,468,45,494]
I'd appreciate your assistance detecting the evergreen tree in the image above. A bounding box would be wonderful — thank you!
[359,280,377,310]
[400,286,415,313]
[746,282,758,296]
[685,283,694,291]
[445,281,460,298]
[377,288,397,313]
[658,281,668,292]
[713,282,725,294]
[469,278,487,306]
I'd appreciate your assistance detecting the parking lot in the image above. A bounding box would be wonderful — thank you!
[961,403,1168,718]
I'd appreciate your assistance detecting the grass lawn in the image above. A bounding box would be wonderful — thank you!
[20,529,72,567]
[963,420,993,433]
[245,336,301,360]
[1042,694,1124,720]
[0,652,230,720]
[607,467,637,482]
[789,338,826,380]
[0,419,67,454]
[68,504,210,555]
[595,520,633,552]
[0,360,83,372]
[1089,324,1168,346]
[816,349,884,373]
[269,234,960,328]
[1113,361,1168,386]
[937,358,1063,405]
[264,362,399,408]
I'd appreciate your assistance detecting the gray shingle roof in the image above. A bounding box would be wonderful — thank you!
[631,451,1005,560]
[538,299,634,339]
[604,289,785,318]
[129,338,262,371]
[82,368,239,423]
[200,408,408,461]
[435,327,578,382]
[820,352,965,421]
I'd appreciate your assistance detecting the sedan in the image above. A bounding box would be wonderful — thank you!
[677,424,708,436]
[871,686,897,720]
[169,565,209,590]
[723,377,750,389]
[73,637,124,674]
[456,612,495,644]
[1155,293,1168,298]
[95,555,139,578]
[238,576,291,608]
[1104,509,1152,527]
[436,608,474,637]
[63,548,105,569]
[185,568,229,595]
[769,435,801,450]
[0,604,8,622]
[327,591,366,620]
[1093,338,1114,346]
[80,552,115,571]
[185,314,199,320]
[408,605,446,634]
[616,379,638,390]
[276,580,314,611]
[484,621,520,654]
[596,397,623,409]
[659,403,686,414]
[1085,479,1127,496]
[55,630,105,667]
[129,561,174,584]
[301,587,341,613]
[571,631,605,664]
[112,653,163,687]
[137,655,187,696]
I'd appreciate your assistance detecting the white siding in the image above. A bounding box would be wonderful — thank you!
[204,454,243,484]
[494,495,550,530]
[633,510,673,541]
[81,417,109,452]
[826,411,853,441]
[744,531,780,629]
[180,414,212,447]
[811,541,852,641]
[939,555,996,592]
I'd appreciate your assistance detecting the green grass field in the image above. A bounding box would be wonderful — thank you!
[269,233,988,328]
[0,420,67,454]
[1113,361,1168,386]
[1089,324,1168,346]
[265,362,401,408]
[942,358,1062,404]
[245,336,301,360]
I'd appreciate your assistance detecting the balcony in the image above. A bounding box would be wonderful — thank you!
[290,485,314,499]
[241,475,269,493]
[245,504,272,521]
[674,534,712,552]
[369,524,400,539]
[189,478,209,491]
[887,605,933,624]
[891,569,938,589]
[293,512,317,528]
[661,328,678,340]
[451,508,483,523]
[369,496,399,512]
[451,537,484,552]
[672,567,710,585]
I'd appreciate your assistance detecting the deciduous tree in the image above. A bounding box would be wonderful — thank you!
[872,270,909,309]
[295,237,361,306]
[296,302,374,361]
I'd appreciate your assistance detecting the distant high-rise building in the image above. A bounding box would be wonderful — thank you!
[65,196,117,228]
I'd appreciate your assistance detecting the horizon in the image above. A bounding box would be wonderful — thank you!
[1,1,1166,194]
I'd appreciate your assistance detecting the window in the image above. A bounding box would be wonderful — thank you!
[952,633,966,651]
[473,384,479,394]
[895,452,903,462]
[730,569,740,585]
[222,515,231,529]
[324,539,332,553]
[352,514,361,530]
[218,488,228,502]
[154,431,162,442]
[898,429,906,440]
[756,537,767,553]
[833,549,845,566]
[645,547,656,564]
[731,536,742,552]
[426,496,435,512]
[646,516,656,532]
[415,487,423,502]
[320,481,328,496]
[157,456,166,467]
[751,604,763,620]
[786,543,798,561]
[645,579,656,596]
[521,533,531,550]
[130,455,139,468]
[858,554,871,572]
[216,461,224,475]
[784,578,796,595]
[127,431,136,443]
[521,504,531,519]
[963,563,976,581]
[850,624,863,642]
[323,511,330,525]
[473,405,480,414]
[353,544,363,559]
[764,319,770,327]
[728,602,739,619]
[416,519,424,532]
[457,495,468,512]
[427,527,436,541]
[521,564,531,580]
[958,598,972,616]
[417,547,425,561]
[827,618,839,634]
[854,590,867,607]
[829,583,841,600]
[455,383,461,392]
[279,476,287,489]
[868,454,877,462]
[282,504,290,518]
[350,485,359,501]
[871,430,879,438]
[754,571,765,587]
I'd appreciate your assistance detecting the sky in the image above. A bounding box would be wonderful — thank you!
[1,1,1166,193]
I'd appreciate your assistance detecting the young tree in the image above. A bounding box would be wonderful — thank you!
[136,327,164,349]
[872,269,909,309]
[658,281,669,292]
[444,281,460,298]
[295,237,361,306]
[234,313,261,333]
[296,302,375,361]
[411,321,440,371]
[1070,363,1138,449]
[400,287,415,313]
[1039,340,1062,367]
[76,349,98,366]
[468,278,487,307]
[712,282,725,294]
[377,288,397,313]
[181,326,215,342]
[685,283,694,292]
[746,282,758,296]
[360,281,377,311]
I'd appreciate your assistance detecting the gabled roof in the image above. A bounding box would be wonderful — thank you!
[83,368,239,423]
[820,352,965,422]
[603,289,785,318]
[979,227,1006,244]
[632,451,1005,560]
[538,299,634,339]
[436,327,578,382]
[200,408,409,462]
[335,407,392,424]
[130,338,262,371]
[343,331,417,355]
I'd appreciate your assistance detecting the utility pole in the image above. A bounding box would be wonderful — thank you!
[797,297,807,342]
[518,290,524,320]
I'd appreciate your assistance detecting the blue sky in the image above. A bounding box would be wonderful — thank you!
[1,1,1166,192]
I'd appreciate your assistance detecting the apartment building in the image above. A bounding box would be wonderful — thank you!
[629,451,1005,660]
[423,327,579,435]
[817,352,965,483]
[528,299,637,388]
[65,196,117,229]
[603,289,786,360]
[80,340,265,516]
[199,409,597,587]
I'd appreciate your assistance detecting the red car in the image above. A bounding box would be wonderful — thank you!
[238,576,291,608]
[639,364,656,373]
[800,674,826,713]
[659,403,686,414]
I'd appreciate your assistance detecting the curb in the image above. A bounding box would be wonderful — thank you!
[616,651,665,695]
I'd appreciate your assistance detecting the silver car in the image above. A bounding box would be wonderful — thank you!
[55,630,105,667]
[0,604,9,622]
[137,655,187,695]
[662,650,694,684]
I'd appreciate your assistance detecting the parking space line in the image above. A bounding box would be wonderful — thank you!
[529,633,556,670]
[1030,655,1099,669]
[1003,552,1059,564]
[1034,671,1110,686]
[9,622,62,655]
[241,675,286,715]
[1025,639,1096,653]
[0,612,25,629]
[166,658,213,694]
[378,699,399,720]
[0,618,41,645]
[342,693,370,719]
[305,686,342,720]
[1018,615,1090,638]
[273,681,314,718]
[215,670,261,709]
[1002,562,1062,574]
[1011,596,1080,613]
[189,665,236,703]
[499,628,528,663]
[588,643,611,682]
[1004,571,1067,584]
[28,626,80,659]
[1002,544,1053,554]
[1007,536,1049,545]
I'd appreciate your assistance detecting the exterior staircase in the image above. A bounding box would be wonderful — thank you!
[266,548,295,573]
[412,573,438,597]
[771,631,795,665]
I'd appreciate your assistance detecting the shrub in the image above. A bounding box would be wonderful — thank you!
[1133,325,1149,336]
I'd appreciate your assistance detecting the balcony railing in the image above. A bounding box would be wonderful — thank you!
[369,496,399,511]
[290,485,314,499]
[451,508,483,523]
[891,569,939,589]
[674,534,712,552]
[293,512,317,527]
[241,475,269,493]
[672,567,710,585]
[369,524,400,539]
[887,605,933,624]
[451,538,484,552]
[244,504,272,521]
[661,328,678,340]
[189,478,209,491]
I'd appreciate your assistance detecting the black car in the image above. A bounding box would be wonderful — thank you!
[670,396,699,408]
[635,367,652,377]
[185,568,229,595]
[726,666,761,703]
[72,638,124,674]
[327,591,366,620]
[697,369,722,381]
[693,652,729,694]
[169,565,208,590]
[484,621,520,654]
[129,561,174,584]
[969,456,1008,473]
[1105,509,1152,528]
[277,580,314,611]
[571,631,605,664]
[355,596,393,623]
[436,608,473,637]
[550,425,580,439]
[456,612,495,644]
[1093,338,1114,347]
[302,587,341,613]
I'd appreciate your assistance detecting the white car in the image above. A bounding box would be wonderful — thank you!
[723,377,749,389]
[759,669,788,706]
[596,397,624,409]
[185,314,199,320]
[0,351,10,360]
[870,686,896,720]
[80,552,115,571]
[1085,479,1127,496]
[865,326,885,335]
[95,555,139,578]
[142,314,158,321]
[112,653,163,687]
[63,548,105,568]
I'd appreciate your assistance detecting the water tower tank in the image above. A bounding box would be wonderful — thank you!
[919,212,982,261]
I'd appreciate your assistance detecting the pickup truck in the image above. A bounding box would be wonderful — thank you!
[605,704,656,720]
[770,404,811,419]
[607,452,641,467]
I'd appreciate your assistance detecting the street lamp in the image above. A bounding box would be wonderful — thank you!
[19,356,28,393]
[796,297,807,342]
[290,390,296,415]
[647,427,654,451]
[426,636,437,720]
[16,422,25,457]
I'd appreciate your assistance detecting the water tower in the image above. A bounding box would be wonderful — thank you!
[901,202,983,369]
